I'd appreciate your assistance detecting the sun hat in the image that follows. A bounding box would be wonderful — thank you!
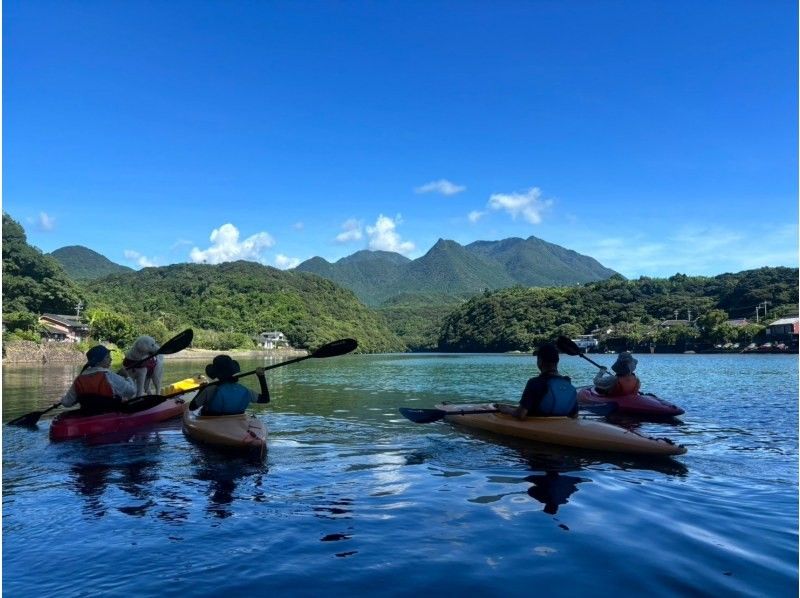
[85,345,111,367]
[533,343,560,364]
[611,351,638,375]
[205,355,241,381]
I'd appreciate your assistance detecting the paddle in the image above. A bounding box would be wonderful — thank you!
[556,335,606,369]
[7,329,195,427]
[122,337,359,413]
[399,400,617,424]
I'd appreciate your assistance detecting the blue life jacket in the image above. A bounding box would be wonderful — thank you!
[539,376,577,416]
[203,383,252,415]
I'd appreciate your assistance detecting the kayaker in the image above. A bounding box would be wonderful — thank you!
[593,351,641,396]
[61,345,137,413]
[190,355,270,415]
[496,343,578,419]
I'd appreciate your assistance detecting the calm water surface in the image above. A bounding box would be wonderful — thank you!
[3,353,798,596]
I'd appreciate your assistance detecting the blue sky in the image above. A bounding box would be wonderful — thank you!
[4,1,797,278]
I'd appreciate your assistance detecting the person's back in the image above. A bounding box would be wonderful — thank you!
[200,382,253,416]
[497,343,578,419]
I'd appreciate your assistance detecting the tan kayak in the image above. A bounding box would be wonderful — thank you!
[436,403,687,456]
[182,406,267,459]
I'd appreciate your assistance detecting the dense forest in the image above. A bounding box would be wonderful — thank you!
[437,269,798,352]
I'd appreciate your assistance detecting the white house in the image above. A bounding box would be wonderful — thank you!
[257,331,288,349]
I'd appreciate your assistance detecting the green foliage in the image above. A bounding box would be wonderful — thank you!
[2,214,85,314]
[87,309,137,346]
[49,245,133,280]
[193,329,255,350]
[438,268,798,352]
[3,311,41,333]
[81,261,405,353]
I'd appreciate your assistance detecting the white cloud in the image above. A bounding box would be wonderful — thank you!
[189,223,275,264]
[275,254,301,269]
[415,179,466,196]
[488,187,553,224]
[38,212,55,231]
[366,214,415,255]
[336,218,363,243]
[123,249,159,268]
[468,210,486,223]
[292,222,305,231]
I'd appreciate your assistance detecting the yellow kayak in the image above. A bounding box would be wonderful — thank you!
[182,406,267,460]
[436,403,687,456]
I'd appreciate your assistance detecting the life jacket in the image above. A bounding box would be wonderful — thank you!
[611,375,641,397]
[202,383,252,416]
[123,356,157,374]
[73,371,115,399]
[539,376,578,416]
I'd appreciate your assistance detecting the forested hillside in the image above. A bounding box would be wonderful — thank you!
[50,245,133,279]
[437,269,799,352]
[82,262,405,352]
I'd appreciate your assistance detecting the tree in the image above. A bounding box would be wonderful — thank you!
[87,309,136,346]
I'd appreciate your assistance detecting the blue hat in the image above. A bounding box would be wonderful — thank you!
[86,345,110,367]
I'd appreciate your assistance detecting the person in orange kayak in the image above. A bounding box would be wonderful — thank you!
[189,355,270,416]
[593,351,641,396]
[496,342,578,419]
[61,345,137,413]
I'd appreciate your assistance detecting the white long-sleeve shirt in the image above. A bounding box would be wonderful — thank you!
[61,367,137,407]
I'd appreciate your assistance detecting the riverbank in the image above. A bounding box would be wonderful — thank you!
[2,340,308,364]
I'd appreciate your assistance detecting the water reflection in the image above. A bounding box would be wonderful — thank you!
[526,471,585,514]
[70,459,159,519]
[191,448,268,520]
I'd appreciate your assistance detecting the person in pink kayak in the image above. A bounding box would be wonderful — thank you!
[496,342,578,419]
[593,351,641,396]
[189,355,270,415]
[61,345,137,413]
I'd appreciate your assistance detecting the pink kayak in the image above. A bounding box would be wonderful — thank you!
[577,386,684,417]
[49,397,187,441]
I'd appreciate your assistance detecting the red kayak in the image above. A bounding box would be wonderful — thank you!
[577,386,684,417]
[49,397,187,441]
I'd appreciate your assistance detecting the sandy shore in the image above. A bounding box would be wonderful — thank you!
[163,347,309,361]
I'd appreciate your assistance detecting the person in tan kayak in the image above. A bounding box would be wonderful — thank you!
[496,342,578,420]
[189,355,270,415]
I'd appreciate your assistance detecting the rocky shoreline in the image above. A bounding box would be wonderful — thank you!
[2,341,309,364]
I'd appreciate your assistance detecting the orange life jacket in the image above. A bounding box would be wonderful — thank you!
[610,374,641,397]
[73,371,116,398]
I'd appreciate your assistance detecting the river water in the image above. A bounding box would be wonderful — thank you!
[2,353,797,596]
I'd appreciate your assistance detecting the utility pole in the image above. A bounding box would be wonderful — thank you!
[687,309,692,322]
[760,301,770,320]
[75,301,83,318]
[674,309,679,320]
[755,305,761,323]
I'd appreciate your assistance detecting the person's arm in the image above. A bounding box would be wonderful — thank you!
[61,383,78,407]
[107,371,137,400]
[593,368,617,392]
[512,377,545,420]
[495,403,527,417]
[255,367,270,404]
[189,386,213,411]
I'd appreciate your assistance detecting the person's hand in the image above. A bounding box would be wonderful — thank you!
[255,367,265,376]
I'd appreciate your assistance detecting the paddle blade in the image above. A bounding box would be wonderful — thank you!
[399,407,447,424]
[311,338,358,359]
[157,328,194,356]
[7,403,60,427]
[556,335,582,356]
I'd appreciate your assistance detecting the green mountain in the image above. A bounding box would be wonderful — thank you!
[294,236,618,306]
[82,260,405,353]
[466,236,617,286]
[50,245,133,280]
[2,214,85,314]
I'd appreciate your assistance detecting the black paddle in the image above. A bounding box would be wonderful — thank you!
[7,329,195,427]
[123,338,359,413]
[556,335,607,369]
[399,400,616,424]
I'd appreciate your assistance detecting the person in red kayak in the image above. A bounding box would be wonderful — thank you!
[61,345,137,413]
[496,342,578,419]
[189,355,270,416]
[593,351,641,396]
